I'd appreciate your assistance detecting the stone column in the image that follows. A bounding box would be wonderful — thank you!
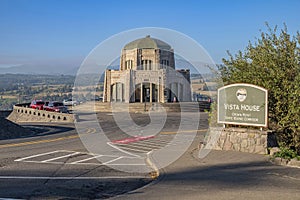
[121,83,123,101]
[112,84,116,102]
[140,83,143,103]
[157,84,160,103]
[177,83,181,102]
[150,83,153,103]
[180,84,183,102]
[175,83,178,100]
[116,83,119,101]
[169,83,172,102]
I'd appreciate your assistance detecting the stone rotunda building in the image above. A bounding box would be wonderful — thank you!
[103,35,191,103]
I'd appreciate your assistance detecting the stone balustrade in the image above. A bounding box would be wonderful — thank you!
[7,105,74,123]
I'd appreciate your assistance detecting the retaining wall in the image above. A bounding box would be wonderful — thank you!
[7,105,74,123]
[206,127,276,154]
[81,102,210,113]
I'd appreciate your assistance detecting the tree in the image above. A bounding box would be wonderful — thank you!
[219,23,300,154]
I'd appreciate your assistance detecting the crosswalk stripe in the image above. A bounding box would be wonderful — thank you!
[114,146,149,153]
[115,143,157,151]
[70,155,103,164]
[15,150,60,162]
[41,152,81,163]
[129,142,164,148]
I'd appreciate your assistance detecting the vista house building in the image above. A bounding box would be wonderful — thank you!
[103,35,191,103]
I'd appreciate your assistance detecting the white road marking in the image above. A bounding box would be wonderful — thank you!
[70,155,103,164]
[41,152,81,163]
[114,145,149,153]
[103,156,123,165]
[135,139,170,146]
[120,142,163,149]
[15,150,146,166]
[107,142,141,157]
[17,160,145,166]
[116,143,156,151]
[138,139,168,144]
[136,138,168,143]
[15,150,60,162]
[108,134,188,155]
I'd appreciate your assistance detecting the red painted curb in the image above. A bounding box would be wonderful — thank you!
[112,135,155,144]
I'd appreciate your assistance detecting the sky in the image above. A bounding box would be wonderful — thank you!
[0,0,299,74]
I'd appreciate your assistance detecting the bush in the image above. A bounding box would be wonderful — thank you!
[219,23,300,155]
[273,147,300,160]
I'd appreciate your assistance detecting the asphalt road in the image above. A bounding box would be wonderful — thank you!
[0,111,209,199]
[2,111,299,200]
[113,149,300,200]
[112,132,300,200]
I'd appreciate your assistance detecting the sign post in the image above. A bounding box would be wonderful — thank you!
[218,83,268,127]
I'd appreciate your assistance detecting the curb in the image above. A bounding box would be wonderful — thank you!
[108,152,165,200]
[146,151,160,179]
[270,157,300,169]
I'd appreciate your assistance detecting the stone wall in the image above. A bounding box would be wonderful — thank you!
[7,105,74,123]
[74,102,210,113]
[207,127,272,154]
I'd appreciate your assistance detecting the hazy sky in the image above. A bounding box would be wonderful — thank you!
[0,0,299,73]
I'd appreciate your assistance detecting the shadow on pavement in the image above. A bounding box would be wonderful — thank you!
[117,150,300,199]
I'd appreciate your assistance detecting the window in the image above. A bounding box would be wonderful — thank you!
[125,60,133,70]
[160,59,169,68]
[141,60,152,70]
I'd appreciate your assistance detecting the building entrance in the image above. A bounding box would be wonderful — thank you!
[134,83,158,103]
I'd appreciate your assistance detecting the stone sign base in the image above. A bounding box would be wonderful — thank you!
[206,127,274,154]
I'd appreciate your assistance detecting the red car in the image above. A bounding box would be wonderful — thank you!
[30,100,45,110]
[44,101,69,113]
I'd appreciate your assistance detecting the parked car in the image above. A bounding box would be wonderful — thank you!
[44,101,69,113]
[63,99,79,106]
[196,94,212,111]
[30,100,45,110]
[44,101,49,107]
[197,94,212,103]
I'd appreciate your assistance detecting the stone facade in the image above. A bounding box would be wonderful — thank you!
[103,35,191,103]
[206,127,269,154]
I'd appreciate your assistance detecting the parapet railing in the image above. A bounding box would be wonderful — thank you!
[9,104,74,123]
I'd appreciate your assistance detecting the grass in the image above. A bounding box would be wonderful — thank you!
[1,95,16,99]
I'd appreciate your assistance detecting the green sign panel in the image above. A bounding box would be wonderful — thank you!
[218,83,268,127]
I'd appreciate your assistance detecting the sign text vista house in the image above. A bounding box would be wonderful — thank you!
[218,83,268,127]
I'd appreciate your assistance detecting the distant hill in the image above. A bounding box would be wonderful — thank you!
[0,74,76,91]
[0,64,79,75]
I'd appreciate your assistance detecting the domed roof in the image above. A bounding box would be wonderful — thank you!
[123,35,172,50]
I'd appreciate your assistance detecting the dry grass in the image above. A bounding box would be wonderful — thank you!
[1,95,17,99]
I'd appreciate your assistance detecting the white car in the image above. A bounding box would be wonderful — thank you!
[63,99,79,106]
